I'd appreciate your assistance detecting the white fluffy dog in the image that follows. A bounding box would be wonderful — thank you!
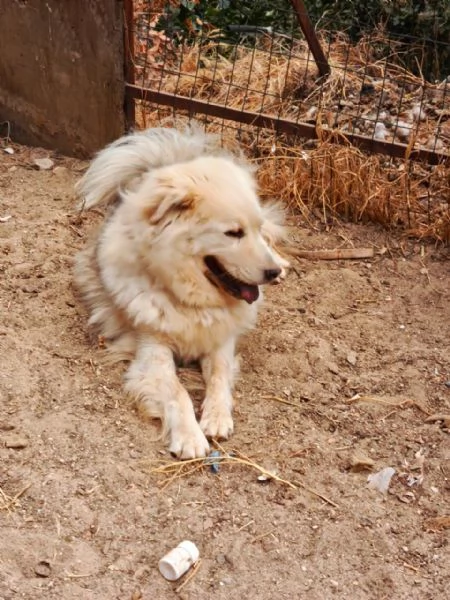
[75,126,288,459]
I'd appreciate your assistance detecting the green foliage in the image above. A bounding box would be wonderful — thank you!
[156,0,294,38]
[307,1,449,43]
[155,1,450,79]
[307,1,450,79]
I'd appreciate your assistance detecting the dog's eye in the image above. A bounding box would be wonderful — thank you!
[224,228,245,239]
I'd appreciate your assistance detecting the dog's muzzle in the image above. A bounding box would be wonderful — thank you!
[203,255,260,304]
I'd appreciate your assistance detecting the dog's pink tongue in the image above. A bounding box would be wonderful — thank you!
[241,285,259,304]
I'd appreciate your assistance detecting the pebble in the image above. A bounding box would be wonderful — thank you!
[52,165,68,176]
[349,454,375,472]
[0,421,15,431]
[34,561,51,578]
[33,157,54,170]
[5,435,29,449]
[346,351,357,366]
[203,517,214,530]
[21,285,39,294]
[327,362,340,375]
[12,262,35,275]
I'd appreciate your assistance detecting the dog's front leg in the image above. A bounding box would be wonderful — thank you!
[125,339,210,459]
[200,338,237,440]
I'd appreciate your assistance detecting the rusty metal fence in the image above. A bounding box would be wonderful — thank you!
[124,0,450,166]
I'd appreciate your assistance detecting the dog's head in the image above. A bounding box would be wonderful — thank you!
[129,156,288,307]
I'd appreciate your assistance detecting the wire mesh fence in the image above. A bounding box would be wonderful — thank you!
[125,0,450,242]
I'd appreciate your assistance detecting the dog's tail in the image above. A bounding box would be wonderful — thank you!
[76,126,229,210]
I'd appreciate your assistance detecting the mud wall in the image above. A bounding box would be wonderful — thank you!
[0,0,125,157]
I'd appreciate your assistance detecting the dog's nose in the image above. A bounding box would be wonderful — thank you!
[264,268,282,282]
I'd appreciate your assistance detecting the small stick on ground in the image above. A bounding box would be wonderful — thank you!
[425,413,450,427]
[291,480,339,509]
[237,520,255,532]
[423,515,450,532]
[250,528,276,544]
[0,483,32,511]
[148,447,339,508]
[289,247,375,260]
[403,562,420,573]
[64,570,98,578]
[261,394,303,409]
[348,394,430,416]
[175,559,202,593]
[68,223,84,238]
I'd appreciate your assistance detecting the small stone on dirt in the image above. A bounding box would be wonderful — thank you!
[53,165,68,176]
[349,454,375,472]
[21,285,39,294]
[203,517,214,530]
[423,515,450,532]
[12,262,34,275]
[5,435,28,449]
[327,362,340,375]
[33,157,55,170]
[34,560,51,577]
[0,421,15,431]
[346,351,357,366]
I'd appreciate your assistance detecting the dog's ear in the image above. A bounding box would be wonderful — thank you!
[261,201,290,274]
[261,201,286,244]
[144,191,198,225]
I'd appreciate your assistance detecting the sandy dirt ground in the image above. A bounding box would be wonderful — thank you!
[0,145,449,600]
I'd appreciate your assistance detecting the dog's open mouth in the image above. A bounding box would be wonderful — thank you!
[204,256,259,304]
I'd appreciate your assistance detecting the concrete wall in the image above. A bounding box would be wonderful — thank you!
[0,0,125,157]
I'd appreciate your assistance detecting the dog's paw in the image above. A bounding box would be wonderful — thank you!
[169,424,210,460]
[200,407,234,440]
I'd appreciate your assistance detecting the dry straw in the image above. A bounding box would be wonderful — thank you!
[143,442,339,508]
[134,18,450,242]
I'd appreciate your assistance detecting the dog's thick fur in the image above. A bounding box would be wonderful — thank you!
[75,126,288,459]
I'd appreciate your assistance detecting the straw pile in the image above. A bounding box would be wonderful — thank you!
[132,10,450,243]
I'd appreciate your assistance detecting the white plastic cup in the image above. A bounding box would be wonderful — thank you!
[158,540,199,581]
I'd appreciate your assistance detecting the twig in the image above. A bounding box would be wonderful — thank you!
[64,570,97,579]
[68,224,83,238]
[289,247,375,260]
[237,520,255,532]
[425,413,450,426]
[1,483,32,511]
[423,515,450,532]
[291,480,339,508]
[289,446,313,457]
[175,559,202,593]
[348,394,430,415]
[261,394,303,409]
[159,463,205,491]
[148,450,339,508]
[250,528,276,544]
[403,562,420,573]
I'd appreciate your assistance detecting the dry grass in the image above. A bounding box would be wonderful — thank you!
[255,139,450,243]
[143,442,339,507]
[133,20,450,243]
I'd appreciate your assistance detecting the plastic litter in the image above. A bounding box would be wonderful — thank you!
[367,467,396,494]
[205,450,221,474]
[158,540,199,581]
